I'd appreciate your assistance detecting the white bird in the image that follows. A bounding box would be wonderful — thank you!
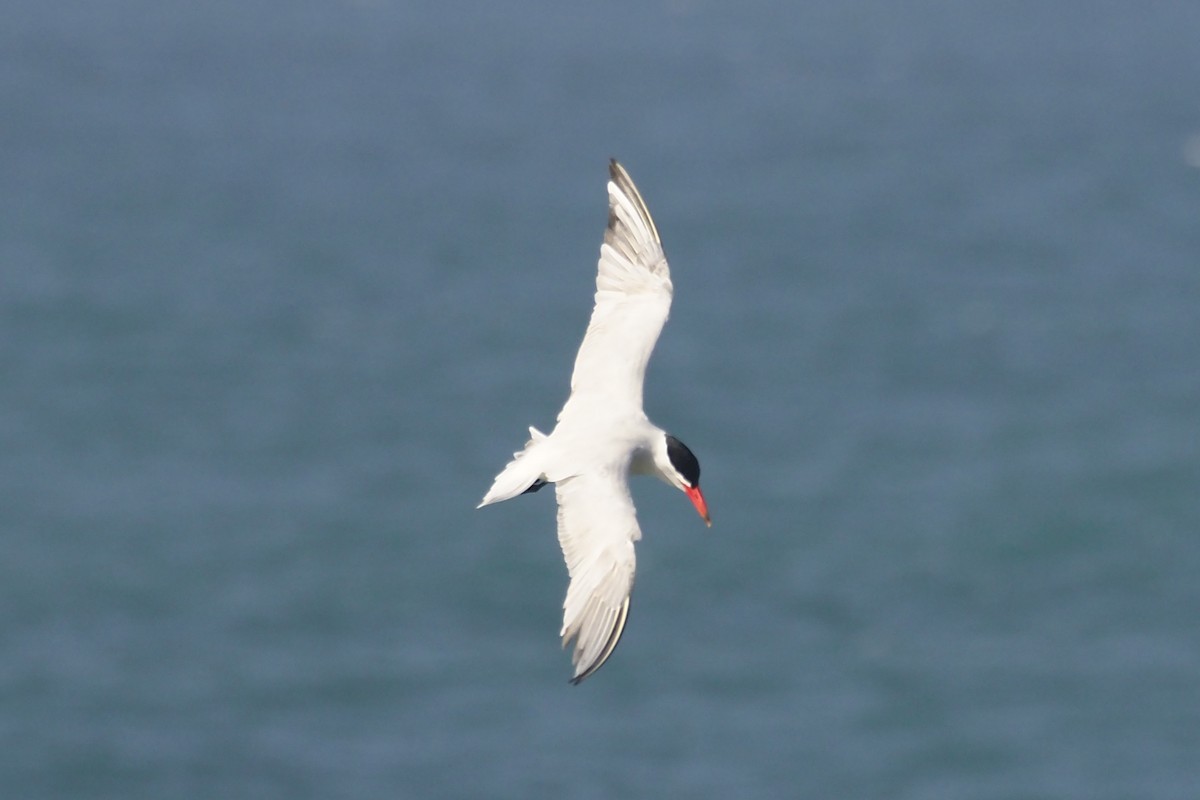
[478,160,710,684]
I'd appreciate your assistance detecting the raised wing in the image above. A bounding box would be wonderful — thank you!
[559,161,673,422]
[555,470,641,683]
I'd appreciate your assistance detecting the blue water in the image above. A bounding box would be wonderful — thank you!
[4,1,1200,797]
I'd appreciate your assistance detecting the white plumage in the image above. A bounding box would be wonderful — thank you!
[479,161,709,683]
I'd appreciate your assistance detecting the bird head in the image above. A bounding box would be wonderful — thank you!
[661,434,710,526]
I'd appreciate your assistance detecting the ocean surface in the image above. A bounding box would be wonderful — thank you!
[4,1,1200,797]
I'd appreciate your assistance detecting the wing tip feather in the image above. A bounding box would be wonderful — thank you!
[606,159,661,247]
[568,595,631,685]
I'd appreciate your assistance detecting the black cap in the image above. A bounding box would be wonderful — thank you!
[664,435,701,488]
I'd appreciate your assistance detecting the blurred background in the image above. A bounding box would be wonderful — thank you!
[3,1,1199,797]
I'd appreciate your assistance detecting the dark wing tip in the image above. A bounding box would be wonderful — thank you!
[603,159,661,247]
[568,596,631,685]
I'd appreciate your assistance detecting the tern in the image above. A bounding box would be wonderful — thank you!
[478,160,710,684]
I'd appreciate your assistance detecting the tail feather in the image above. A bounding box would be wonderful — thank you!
[478,427,549,508]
